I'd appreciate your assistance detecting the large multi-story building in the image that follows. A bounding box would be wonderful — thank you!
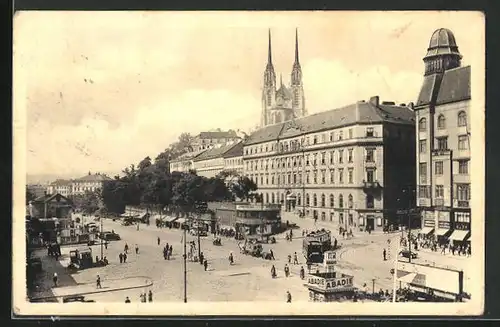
[169,149,208,173]
[46,179,72,197]
[261,29,307,127]
[243,96,416,232]
[192,141,243,178]
[223,141,244,176]
[71,172,112,195]
[414,28,471,247]
[191,129,242,152]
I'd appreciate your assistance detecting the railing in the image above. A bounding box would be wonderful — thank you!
[363,180,381,189]
[434,198,445,207]
[457,200,469,208]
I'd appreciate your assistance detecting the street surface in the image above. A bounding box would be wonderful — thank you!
[36,212,473,302]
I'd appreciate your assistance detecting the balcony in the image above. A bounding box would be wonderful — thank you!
[432,149,452,157]
[456,200,469,208]
[362,180,381,189]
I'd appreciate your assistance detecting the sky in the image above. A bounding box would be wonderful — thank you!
[13,11,483,179]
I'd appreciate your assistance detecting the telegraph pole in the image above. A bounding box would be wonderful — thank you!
[183,225,187,303]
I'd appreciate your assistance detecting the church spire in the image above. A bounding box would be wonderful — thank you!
[268,29,273,66]
[294,28,300,64]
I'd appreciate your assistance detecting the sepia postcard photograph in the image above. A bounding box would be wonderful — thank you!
[13,10,485,316]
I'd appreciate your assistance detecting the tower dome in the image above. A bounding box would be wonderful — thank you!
[423,28,462,76]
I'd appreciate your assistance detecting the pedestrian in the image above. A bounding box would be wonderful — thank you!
[270,249,275,260]
[300,266,305,279]
[124,243,129,254]
[119,253,123,263]
[293,252,299,265]
[125,296,131,303]
[96,275,102,289]
[200,252,205,265]
[169,245,173,255]
[334,238,338,249]
[148,290,153,302]
[286,291,292,303]
[204,259,208,271]
[343,231,346,239]
[288,254,291,264]
[229,252,234,265]
[467,246,471,257]
[105,241,108,250]
[140,292,146,303]
[271,265,277,278]
[157,237,160,246]
[137,223,140,231]
[284,264,290,277]
[52,272,58,287]
[123,252,127,263]
[135,244,139,254]
[383,249,387,261]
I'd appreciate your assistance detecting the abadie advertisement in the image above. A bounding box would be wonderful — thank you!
[307,275,354,291]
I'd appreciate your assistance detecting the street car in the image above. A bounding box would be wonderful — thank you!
[399,249,418,259]
[99,231,121,241]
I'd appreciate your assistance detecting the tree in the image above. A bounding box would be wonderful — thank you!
[231,176,258,201]
[26,186,36,204]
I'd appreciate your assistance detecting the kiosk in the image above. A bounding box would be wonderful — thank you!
[305,250,357,302]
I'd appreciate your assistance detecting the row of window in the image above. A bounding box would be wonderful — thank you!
[419,160,469,181]
[246,147,376,172]
[303,210,382,227]
[245,127,378,155]
[260,192,376,209]
[418,184,470,201]
[418,111,468,132]
[248,168,377,186]
[419,135,469,153]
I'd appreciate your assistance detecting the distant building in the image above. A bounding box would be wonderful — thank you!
[71,172,112,196]
[191,129,241,152]
[193,141,243,178]
[46,179,72,197]
[243,96,416,232]
[27,184,47,198]
[261,29,307,127]
[222,141,244,176]
[169,149,208,173]
[414,28,471,247]
[30,193,73,219]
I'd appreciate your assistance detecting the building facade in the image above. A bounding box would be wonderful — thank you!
[223,141,244,176]
[193,141,243,178]
[191,129,241,152]
[169,149,208,173]
[28,184,48,198]
[46,179,72,197]
[71,172,112,195]
[261,29,306,127]
[414,28,471,246]
[244,96,416,232]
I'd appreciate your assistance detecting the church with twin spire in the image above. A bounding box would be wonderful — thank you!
[261,29,307,127]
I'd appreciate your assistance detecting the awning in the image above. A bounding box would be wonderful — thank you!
[419,227,435,235]
[435,228,450,236]
[449,229,470,241]
[398,272,418,284]
[165,216,179,223]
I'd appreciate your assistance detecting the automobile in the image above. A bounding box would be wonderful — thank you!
[399,250,418,259]
[189,229,208,237]
[99,232,121,241]
[62,295,95,303]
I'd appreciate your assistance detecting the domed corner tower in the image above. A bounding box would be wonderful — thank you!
[423,28,463,76]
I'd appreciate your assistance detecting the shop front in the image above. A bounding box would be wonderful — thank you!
[419,210,435,239]
[435,211,451,245]
[285,192,297,212]
[449,211,471,247]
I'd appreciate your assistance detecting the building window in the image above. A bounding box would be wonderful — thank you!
[366,127,374,137]
[419,163,427,183]
[437,114,446,129]
[321,194,326,207]
[348,168,354,184]
[458,160,469,174]
[348,149,353,163]
[458,135,469,150]
[348,214,353,226]
[313,136,318,144]
[330,212,334,222]
[339,194,344,208]
[321,171,326,184]
[458,111,467,127]
[348,194,353,208]
[329,170,334,184]
[435,161,444,175]
[436,137,448,150]
[339,169,344,184]
[329,194,334,207]
[329,132,334,142]
[338,150,344,164]
[366,168,375,183]
[339,213,344,225]
[306,173,310,184]
[419,118,427,132]
[297,194,301,206]
[456,184,471,201]
[321,134,326,143]
[330,151,334,164]
[313,172,317,184]
[321,212,326,221]
[419,185,431,198]
[321,152,326,165]
[366,195,374,208]
[313,154,317,166]
[293,174,297,184]
[348,129,353,139]
[313,194,317,207]
[435,185,444,198]
[419,140,427,153]
[339,131,343,140]
[306,155,310,166]
[306,194,310,206]
[365,148,375,162]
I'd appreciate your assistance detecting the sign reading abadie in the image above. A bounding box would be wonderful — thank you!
[307,276,353,290]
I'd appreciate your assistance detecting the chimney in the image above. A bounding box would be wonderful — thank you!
[369,96,379,106]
